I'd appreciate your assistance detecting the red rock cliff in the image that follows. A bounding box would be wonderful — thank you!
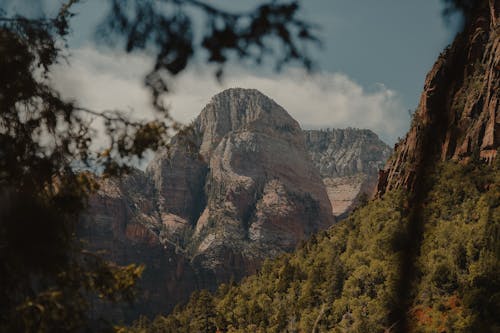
[378,0,499,195]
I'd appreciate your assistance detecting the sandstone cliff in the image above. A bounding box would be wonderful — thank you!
[304,128,391,216]
[377,0,499,195]
[147,89,334,278]
[79,170,202,321]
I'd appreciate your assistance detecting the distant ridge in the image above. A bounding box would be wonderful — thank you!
[304,128,391,216]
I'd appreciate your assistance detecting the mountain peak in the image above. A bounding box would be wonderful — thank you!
[201,87,294,122]
[210,87,266,100]
[196,88,302,157]
[83,87,393,319]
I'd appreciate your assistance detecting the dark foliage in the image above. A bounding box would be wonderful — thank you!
[442,0,481,15]
[97,0,320,110]
[0,1,320,331]
[0,4,153,331]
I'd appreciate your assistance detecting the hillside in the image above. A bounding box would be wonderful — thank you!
[137,161,499,332]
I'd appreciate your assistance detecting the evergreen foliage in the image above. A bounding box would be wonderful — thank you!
[135,160,499,332]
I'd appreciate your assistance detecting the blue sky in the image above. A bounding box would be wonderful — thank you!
[5,1,461,144]
[305,0,459,108]
[65,0,459,107]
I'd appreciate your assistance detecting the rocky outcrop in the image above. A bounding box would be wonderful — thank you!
[378,0,499,195]
[81,88,336,318]
[148,89,334,275]
[304,129,391,216]
[372,3,499,329]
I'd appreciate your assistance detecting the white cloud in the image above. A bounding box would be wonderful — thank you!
[51,46,409,146]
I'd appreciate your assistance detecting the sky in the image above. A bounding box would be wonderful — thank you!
[6,0,461,145]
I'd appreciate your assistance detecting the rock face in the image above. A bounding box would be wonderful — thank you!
[377,1,499,195]
[304,129,391,216]
[81,88,336,319]
[148,89,334,273]
[79,171,200,321]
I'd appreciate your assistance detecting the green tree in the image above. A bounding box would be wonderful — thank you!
[187,290,217,333]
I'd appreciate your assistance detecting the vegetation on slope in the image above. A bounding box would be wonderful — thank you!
[131,159,499,332]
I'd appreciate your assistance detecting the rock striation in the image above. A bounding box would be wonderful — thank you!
[304,128,391,216]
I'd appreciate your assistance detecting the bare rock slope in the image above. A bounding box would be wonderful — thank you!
[304,128,391,216]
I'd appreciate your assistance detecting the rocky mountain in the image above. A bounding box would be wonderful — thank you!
[81,88,392,320]
[147,88,334,275]
[304,129,391,216]
[81,88,342,319]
